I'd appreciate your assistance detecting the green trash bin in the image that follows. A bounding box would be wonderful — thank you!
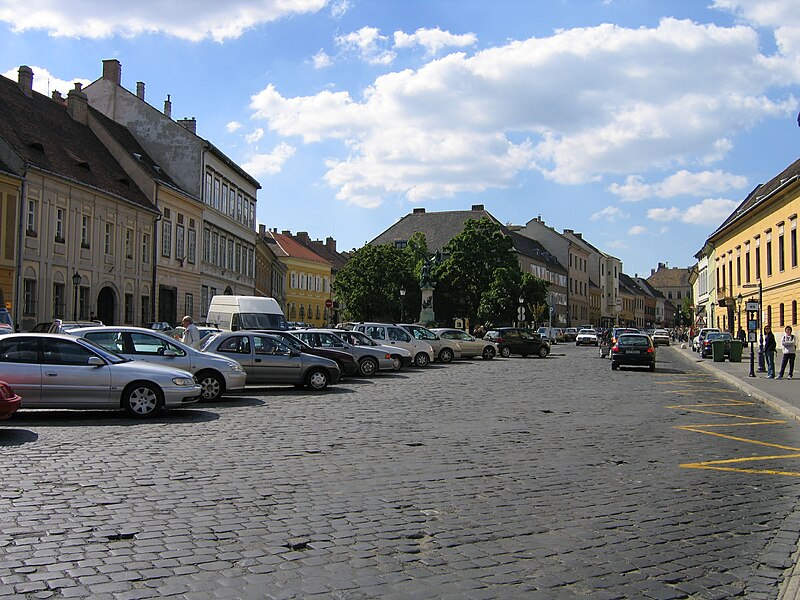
[712,339,726,362]
[729,340,743,362]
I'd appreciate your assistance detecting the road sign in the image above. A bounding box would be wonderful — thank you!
[325,299,333,308]
[549,306,555,316]
[615,297,622,306]
[517,307,526,321]
[745,301,759,312]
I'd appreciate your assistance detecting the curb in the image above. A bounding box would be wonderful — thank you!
[666,346,800,424]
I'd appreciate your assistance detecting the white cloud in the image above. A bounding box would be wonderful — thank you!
[713,0,800,59]
[335,27,396,65]
[628,225,647,235]
[245,128,264,144]
[329,0,352,19]
[242,142,295,177]
[311,49,333,69]
[647,198,737,224]
[590,206,629,221]
[251,17,798,207]
[226,121,242,133]
[393,27,477,56]
[2,65,89,97]
[608,170,749,201]
[0,0,327,42]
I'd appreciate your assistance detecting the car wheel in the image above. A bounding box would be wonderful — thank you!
[500,345,512,358]
[611,362,618,371]
[197,370,224,401]
[538,346,549,358]
[306,368,329,390]
[414,352,430,368]
[390,355,403,371]
[122,382,163,418]
[481,346,495,360]
[358,357,379,377]
[438,347,454,363]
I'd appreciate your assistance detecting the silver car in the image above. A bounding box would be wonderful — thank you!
[70,326,247,401]
[398,323,462,363]
[0,333,200,417]
[201,331,341,390]
[293,329,396,376]
[334,329,412,372]
[429,328,498,360]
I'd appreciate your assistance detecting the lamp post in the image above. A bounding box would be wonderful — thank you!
[736,293,742,335]
[71,272,81,321]
[399,286,406,323]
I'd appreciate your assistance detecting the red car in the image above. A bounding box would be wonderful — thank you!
[0,380,21,420]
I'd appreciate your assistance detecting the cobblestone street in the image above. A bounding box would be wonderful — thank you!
[3,344,800,599]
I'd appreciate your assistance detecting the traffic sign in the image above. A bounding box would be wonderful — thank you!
[517,306,526,319]
[549,306,555,316]
[745,301,759,312]
[325,299,333,308]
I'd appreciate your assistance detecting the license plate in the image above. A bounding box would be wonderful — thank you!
[626,350,641,355]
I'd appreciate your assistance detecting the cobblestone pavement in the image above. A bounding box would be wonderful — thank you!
[3,343,800,599]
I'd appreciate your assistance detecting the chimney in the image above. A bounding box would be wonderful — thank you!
[17,65,33,97]
[102,59,122,85]
[651,268,655,276]
[658,262,666,270]
[326,237,336,253]
[296,231,310,243]
[51,90,65,104]
[136,81,145,100]
[412,208,425,214]
[164,95,172,118]
[178,118,196,134]
[258,224,266,236]
[67,82,89,125]
[282,230,291,236]
[471,204,484,211]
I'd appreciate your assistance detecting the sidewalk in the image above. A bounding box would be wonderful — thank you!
[669,342,799,422]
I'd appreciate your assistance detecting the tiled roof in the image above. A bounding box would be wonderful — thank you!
[0,74,154,211]
[270,231,331,265]
[646,266,691,288]
[506,230,567,273]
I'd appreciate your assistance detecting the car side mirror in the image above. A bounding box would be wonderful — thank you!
[88,356,105,367]
[290,349,301,357]
[163,349,177,357]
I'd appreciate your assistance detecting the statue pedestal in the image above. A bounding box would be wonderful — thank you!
[418,286,436,325]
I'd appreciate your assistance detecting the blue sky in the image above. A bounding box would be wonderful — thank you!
[1,0,799,277]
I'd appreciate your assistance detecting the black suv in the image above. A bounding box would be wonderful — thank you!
[484,327,550,358]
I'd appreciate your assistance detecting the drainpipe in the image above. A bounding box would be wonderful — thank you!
[13,171,28,331]
[152,211,161,324]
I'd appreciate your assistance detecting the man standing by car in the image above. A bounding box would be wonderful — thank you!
[182,316,201,349]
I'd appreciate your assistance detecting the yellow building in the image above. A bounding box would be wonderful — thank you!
[268,230,332,327]
[707,157,800,333]
[0,171,20,316]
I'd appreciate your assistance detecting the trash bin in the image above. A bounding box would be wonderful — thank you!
[712,340,726,362]
[729,340,743,362]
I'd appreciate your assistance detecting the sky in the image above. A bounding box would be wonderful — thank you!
[1,0,799,277]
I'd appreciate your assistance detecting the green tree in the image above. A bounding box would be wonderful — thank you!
[520,273,550,326]
[477,266,522,325]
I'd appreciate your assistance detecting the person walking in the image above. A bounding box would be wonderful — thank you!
[181,315,201,349]
[764,325,777,379]
[777,325,796,380]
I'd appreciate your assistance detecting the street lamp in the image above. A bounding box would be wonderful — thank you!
[399,286,406,322]
[71,272,81,321]
[736,293,743,335]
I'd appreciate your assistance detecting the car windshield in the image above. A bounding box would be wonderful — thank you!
[199,334,219,351]
[239,313,289,330]
[578,329,595,334]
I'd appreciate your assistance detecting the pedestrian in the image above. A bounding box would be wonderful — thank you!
[737,327,746,343]
[89,311,96,322]
[181,315,201,349]
[764,325,776,379]
[777,325,796,380]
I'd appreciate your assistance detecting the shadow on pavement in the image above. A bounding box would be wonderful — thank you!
[6,408,220,427]
[0,428,38,446]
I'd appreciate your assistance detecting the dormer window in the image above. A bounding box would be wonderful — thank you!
[77,161,90,171]
[28,141,45,153]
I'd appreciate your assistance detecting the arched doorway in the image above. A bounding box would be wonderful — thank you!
[97,287,116,325]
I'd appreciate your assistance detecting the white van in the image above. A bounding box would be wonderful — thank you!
[206,295,288,332]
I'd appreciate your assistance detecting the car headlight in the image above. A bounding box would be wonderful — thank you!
[227,362,244,372]
[172,377,196,387]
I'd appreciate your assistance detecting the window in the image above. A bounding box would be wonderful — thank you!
[185,293,194,318]
[792,225,798,269]
[767,305,772,328]
[23,278,37,316]
[755,245,761,280]
[125,293,134,324]
[766,232,772,277]
[125,228,133,259]
[104,222,114,255]
[162,220,172,257]
[205,173,213,205]
[237,195,243,222]
[55,208,65,242]
[228,239,234,270]
[779,230,785,272]
[0,338,39,363]
[78,286,89,320]
[213,178,220,210]
[780,303,785,327]
[235,243,241,273]
[218,335,251,354]
[81,215,91,248]
[26,199,37,235]
[141,295,151,324]
[793,300,797,325]
[188,228,196,264]
[230,188,237,219]
[211,232,219,265]
[203,229,211,263]
[221,183,228,215]
[41,339,95,366]
[745,246,751,283]
[142,233,150,264]
[736,256,741,286]
[53,282,65,319]
[201,286,209,318]
[176,225,185,261]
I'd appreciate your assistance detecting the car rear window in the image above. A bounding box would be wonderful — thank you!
[618,335,649,346]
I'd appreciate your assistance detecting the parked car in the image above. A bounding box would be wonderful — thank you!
[352,323,434,367]
[701,331,733,358]
[575,329,599,346]
[292,329,396,376]
[693,327,721,352]
[652,329,671,346]
[610,333,656,371]
[0,308,12,333]
[47,319,104,333]
[398,323,462,363]
[333,329,412,371]
[200,331,340,390]
[170,325,223,345]
[429,328,498,360]
[0,333,201,417]
[563,327,579,342]
[599,327,639,358]
[537,327,562,344]
[70,326,246,401]
[264,330,359,377]
[0,380,21,420]
[484,328,550,358]
[144,321,175,333]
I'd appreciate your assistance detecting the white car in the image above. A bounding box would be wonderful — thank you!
[652,329,671,346]
[70,326,247,401]
[353,322,434,367]
[398,323,462,363]
[575,329,598,346]
[430,328,498,360]
[693,327,721,352]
